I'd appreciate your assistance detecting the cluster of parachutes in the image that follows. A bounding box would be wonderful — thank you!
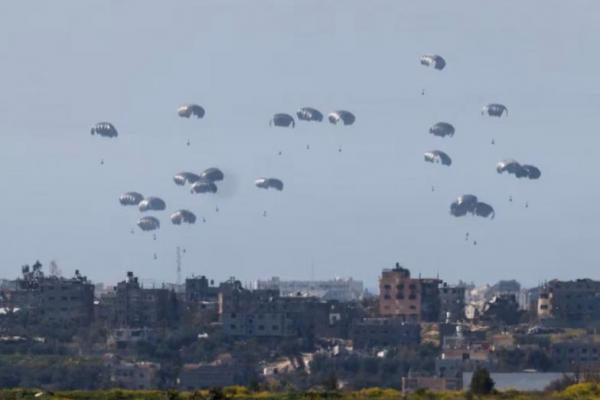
[450,195,495,219]
[174,168,224,194]
[118,192,167,231]
[420,53,540,228]
[270,108,356,127]
[496,159,541,180]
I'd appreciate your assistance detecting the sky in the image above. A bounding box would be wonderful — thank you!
[0,0,599,288]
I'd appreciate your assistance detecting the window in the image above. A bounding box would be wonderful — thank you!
[231,313,237,318]
[384,294,391,300]
[272,325,279,330]
[397,284,404,290]
[258,325,264,331]
[230,324,236,329]
[396,294,404,300]
[409,294,416,300]
[384,284,391,290]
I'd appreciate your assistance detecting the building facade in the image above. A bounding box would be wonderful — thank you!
[1,262,94,327]
[350,317,421,349]
[378,263,440,322]
[538,279,600,325]
[111,272,177,328]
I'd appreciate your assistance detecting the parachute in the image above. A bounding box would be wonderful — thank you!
[201,168,224,182]
[174,172,201,186]
[522,165,541,180]
[429,122,455,138]
[482,103,508,117]
[424,150,452,166]
[119,192,144,206]
[474,202,495,218]
[191,179,218,194]
[177,104,205,119]
[497,159,541,180]
[255,177,284,191]
[328,110,355,126]
[137,216,160,231]
[296,107,323,122]
[91,122,118,138]
[170,209,197,225]
[420,54,446,70]
[270,113,295,128]
[138,197,166,212]
[450,195,494,219]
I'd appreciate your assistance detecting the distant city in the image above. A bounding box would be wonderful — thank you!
[0,259,597,392]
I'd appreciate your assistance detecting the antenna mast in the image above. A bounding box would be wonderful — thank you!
[176,246,182,286]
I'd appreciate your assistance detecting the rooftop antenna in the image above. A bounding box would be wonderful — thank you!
[176,246,182,286]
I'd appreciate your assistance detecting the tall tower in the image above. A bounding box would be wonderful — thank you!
[176,246,182,286]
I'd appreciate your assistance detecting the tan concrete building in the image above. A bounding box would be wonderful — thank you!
[378,263,440,322]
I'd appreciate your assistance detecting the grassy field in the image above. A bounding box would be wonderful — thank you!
[1,384,600,400]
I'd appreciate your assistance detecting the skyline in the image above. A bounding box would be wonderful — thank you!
[1,1,599,286]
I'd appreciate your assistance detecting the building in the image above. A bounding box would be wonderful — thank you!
[551,341,600,371]
[219,280,354,338]
[254,276,364,302]
[538,279,600,325]
[110,272,178,328]
[378,263,440,322]
[350,318,421,350]
[178,362,248,389]
[439,283,466,322]
[107,327,158,349]
[480,294,522,325]
[185,275,219,302]
[0,262,94,327]
[106,357,160,390]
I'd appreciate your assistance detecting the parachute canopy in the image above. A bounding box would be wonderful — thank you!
[191,179,217,194]
[270,113,295,128]
[450,194,494,219]
[174,172,201,186]
[424,150,452,166]
[420,54,446,70]
[497,159,541,180]
[170,209,197,225]
[328,110,355,125]
[138,197,166,212]
[178,104,205,119]
[255,177,284,191]
[429,122,455,138]
[91,122,118,138]
[482,103,508,117]
[296,107,323,122]
[137,216,160,231]
[119,192,144,206]
[201,168,224,182]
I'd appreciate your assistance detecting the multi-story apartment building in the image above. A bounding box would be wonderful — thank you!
[378,263,441,322]
[1,261,94,327]
[110,272,178,328]
[538,279,600,325]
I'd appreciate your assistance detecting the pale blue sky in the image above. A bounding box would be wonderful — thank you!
[0,1,598,287]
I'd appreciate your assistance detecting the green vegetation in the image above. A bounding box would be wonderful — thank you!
[470,367,495,395]
[1,385,600,400]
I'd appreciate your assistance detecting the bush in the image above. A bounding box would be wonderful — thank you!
[470,367,494,395]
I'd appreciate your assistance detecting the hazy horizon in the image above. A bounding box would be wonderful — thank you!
[1,1,599,288]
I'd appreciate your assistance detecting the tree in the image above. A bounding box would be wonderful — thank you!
[322,372,339,391]
[470,367,494,395]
